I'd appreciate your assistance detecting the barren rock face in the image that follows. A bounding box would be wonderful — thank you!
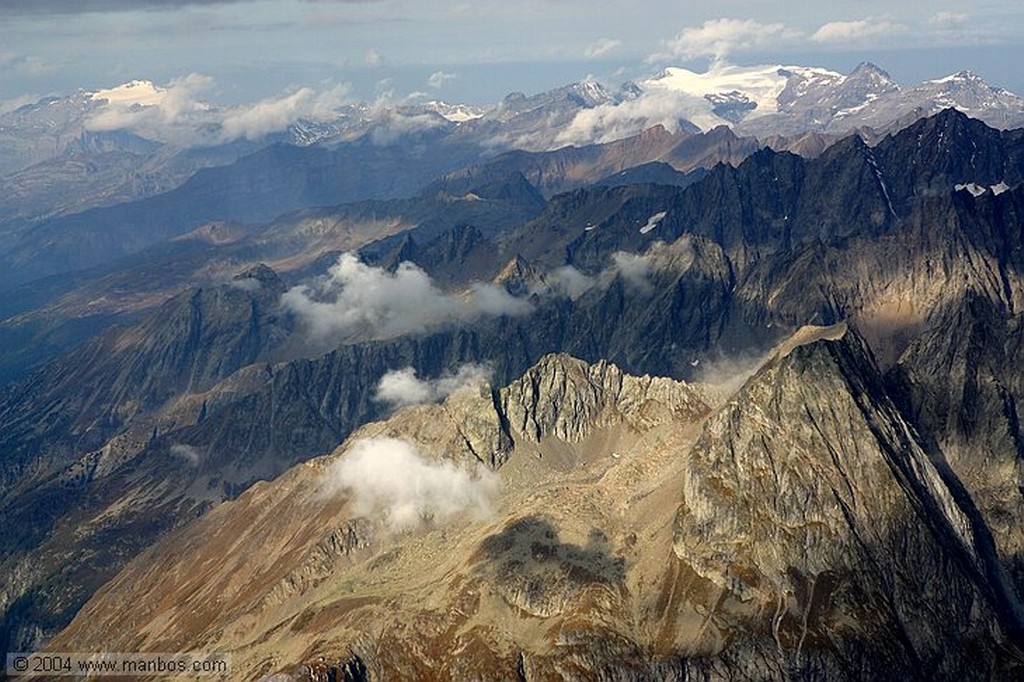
[501,353,709,444]
[675,326,1022,679]
[45,335,1024,680]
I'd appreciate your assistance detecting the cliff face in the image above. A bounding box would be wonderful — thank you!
[892,293,1024,609]
[48,331,1024,680]
[676,325,1024,679]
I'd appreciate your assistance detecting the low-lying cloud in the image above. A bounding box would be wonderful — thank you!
[281,253,533,346]
[530,247,669,299]
[220,85,350,141]
[544,265,597,300]
[84,73,352,145]
[691,348,771,400]
[364,91,451,144]
[283,245,680,350]
[610,251,655,292]
[553,87,705,146]
[374,363,491,408]
[170,443,201,466]
[323,437,500,531]
[86,73,216,142]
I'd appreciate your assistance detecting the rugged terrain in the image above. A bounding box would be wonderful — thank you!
[51,330,1024,680]
[1,101,1024,679]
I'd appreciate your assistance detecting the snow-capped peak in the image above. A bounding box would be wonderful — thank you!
[89,80,165,106]
[571,79,613,106]
[644,64,842,117]
[930,70,986,85]
[423,100,485,122]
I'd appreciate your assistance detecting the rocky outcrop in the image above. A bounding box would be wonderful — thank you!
[501,353,708,444]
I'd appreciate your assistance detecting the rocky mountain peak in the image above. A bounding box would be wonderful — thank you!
[500,352,710,444]
[232,262,286,295]
[673,322,1024,675]
[850,61,896,84]
[940,69,987,85]
[494,254,542,296]
[567,80,614,107]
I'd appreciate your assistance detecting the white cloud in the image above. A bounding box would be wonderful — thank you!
[553,87,703,146]
[427,70,458,89]
[531,248,671,300]
[219,84,349,141]
[652,18,799,62]
[610,251,655,292]
[584,37,622,60]
[544,265,596,300]
[220,88,315,140]
[374,364,491,409]
[367,111,447,144]
[322,437,500,531]
[467,281,532,315]
[17,55,55,75]
[281,253,533,347]
[85,73,215,141]
[364,48,384,68]
[85,74,350,144]
[364,91,451,144]
[170,443,201,466]
[692,350,767,398]
[811,18,903,44]
[0,51,56,75]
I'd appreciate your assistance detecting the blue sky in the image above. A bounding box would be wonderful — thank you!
[2,0,1024,111]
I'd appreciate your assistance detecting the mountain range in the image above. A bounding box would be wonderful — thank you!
[1,59,1024,680]
[3,61,1021,237]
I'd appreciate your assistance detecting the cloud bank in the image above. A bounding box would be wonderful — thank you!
[85,74,216,140]
[323,437,500,531]
[281,253,533,346]
[528,247,669,300]
[374,363,491,408]
[544,265,597,300]
[84,74,351,145]
[553,87,705,146]
[220,85,350,140]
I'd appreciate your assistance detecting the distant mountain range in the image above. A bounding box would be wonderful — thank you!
[5,59,1021,293]
[3,61,1022,235]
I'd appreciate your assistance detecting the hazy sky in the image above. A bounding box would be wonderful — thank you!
[3,0,1024,110]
